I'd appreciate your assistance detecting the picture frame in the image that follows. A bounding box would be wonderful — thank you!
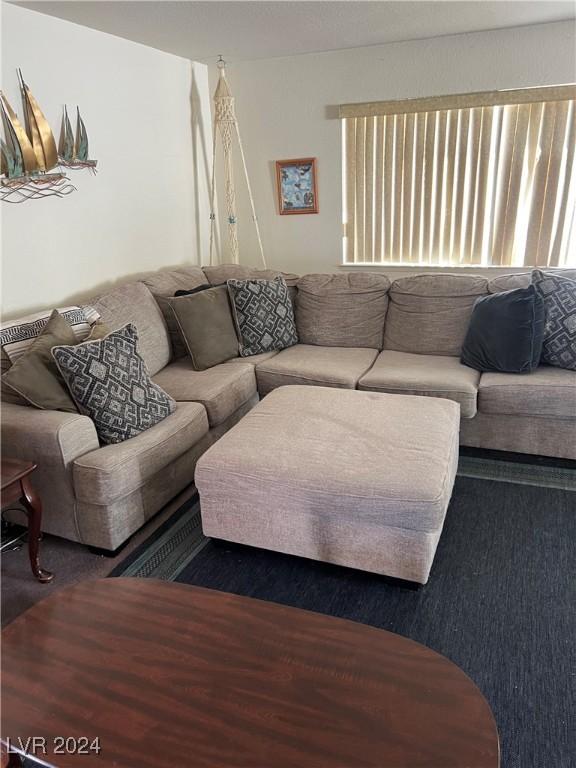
[275,157,318,215]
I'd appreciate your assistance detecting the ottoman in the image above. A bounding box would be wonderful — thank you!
[195,386,460,584]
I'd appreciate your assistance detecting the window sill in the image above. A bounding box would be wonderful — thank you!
[337,263,571,275]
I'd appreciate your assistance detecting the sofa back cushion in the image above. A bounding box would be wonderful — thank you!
[91,282,170,376]
[141,267,210,360]
[383,274,489,356]
[142,265,207,297]
[489,269,576,294]
[296,272,390,349]
[203,264,299,288]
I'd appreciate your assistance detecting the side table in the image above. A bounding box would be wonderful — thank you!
[1,458,53,583]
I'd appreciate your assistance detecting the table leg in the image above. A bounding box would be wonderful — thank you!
[20,476,53,584]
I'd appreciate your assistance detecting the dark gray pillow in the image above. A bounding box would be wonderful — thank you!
[532,270,576,371]
[227,276,298,357]
[166,285,239,370]
[52,323,175,444]
[461,286,545,373]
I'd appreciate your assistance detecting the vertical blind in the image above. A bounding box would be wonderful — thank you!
[341,86,576,267]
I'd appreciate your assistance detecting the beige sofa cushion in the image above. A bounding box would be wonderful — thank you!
[296,272,390,349]
[478,367,576,419]
[142,266,209,359]
[203,264,299,287]
[73,401,208,506]
[255,344,378,396]
[92,283,170,376]
[152,359,257,427]
[141,265,207,296]
[358,350,480,418]
[488,269,576,293]
[384,274,488,356]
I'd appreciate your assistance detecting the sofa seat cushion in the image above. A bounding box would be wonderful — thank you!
[478,367,576,419]
[73,402,208,505]
[91,282,171,376]
[384,274,488,356]
[358,350,480,418]
[255,344,378,396]
[152,359,257,427]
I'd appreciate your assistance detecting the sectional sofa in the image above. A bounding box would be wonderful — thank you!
[2,263,575,552]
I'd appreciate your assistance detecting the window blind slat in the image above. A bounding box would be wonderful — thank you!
[392,114,405,261]
[550,102,576,266]
[374,116,385,262]
[365,117,375,262]
[525,103,558,266]
[383,116,394,261]
[403,113,416,261]
[422,111,437,264]
[354,117,366,262]
[431,111,447,264]
[412,112,427,263]
[461,107,482,263]
[344,118,356,263]
[536,100,570,267]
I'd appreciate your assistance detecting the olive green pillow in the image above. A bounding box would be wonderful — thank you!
[2,311,109,412]
[165,285,239,370]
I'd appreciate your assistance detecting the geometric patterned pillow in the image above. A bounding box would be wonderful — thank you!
[52,323,176,444]
[531,270,576,371]
[227,276,298,357]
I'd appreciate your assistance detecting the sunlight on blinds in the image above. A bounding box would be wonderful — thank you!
[342,91,576,267]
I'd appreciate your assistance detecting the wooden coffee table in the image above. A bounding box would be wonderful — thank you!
[1,579,499,767]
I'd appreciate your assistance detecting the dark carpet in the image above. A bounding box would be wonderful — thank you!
[113,464,576,768]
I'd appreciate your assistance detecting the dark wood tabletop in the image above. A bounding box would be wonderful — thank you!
[1,578,499,768]
[1,459,36,492]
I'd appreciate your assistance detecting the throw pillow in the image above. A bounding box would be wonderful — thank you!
[227,276,298,357]
[2,313,111,412]
[532,270,576,370]
[155,284,211,360]
[52,323,175,444]
[461,286,545,373]
[165,285,239,370]
[0,305,100,363]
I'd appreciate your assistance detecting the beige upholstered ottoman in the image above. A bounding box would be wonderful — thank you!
[195,386,460,584]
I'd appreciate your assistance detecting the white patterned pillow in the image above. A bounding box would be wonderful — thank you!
[52,323,175,445]
[532,270,576,371]
[0,305,100,364]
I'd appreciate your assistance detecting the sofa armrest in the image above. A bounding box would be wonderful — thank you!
[1,403,100,542]
[1,402,99,465]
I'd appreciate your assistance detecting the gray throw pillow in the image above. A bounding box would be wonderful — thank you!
[52,323,176,444]
[2,313,110,412]
[227,276,298,357]
[532,270,576,371]
[165,285,239,370]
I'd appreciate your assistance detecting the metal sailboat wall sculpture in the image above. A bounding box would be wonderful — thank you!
[59,106,97,171]
[1,70,76,203]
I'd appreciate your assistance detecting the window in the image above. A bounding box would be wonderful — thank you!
[341,85,576,267]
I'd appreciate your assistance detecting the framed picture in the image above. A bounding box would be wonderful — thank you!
[276,158,318,215]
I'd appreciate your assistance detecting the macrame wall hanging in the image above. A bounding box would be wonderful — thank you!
[0,70,97,204]
[209,57,266,267]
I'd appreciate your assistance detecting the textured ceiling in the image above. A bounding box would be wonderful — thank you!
[13,1,576,63]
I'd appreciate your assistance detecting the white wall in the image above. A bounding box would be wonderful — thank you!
[221,20,576,276]
[1,3,212,318]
